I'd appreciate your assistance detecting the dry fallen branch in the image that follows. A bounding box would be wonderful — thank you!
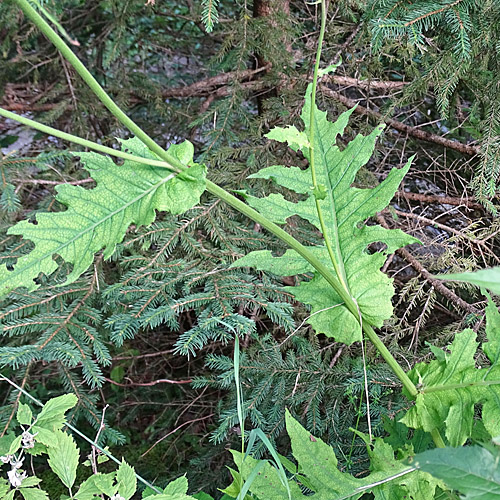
[377,213,482,316]
[104,376,193,386]
[396,191,484,210]
[320,86,480,156]
[324,74,408,91]
[2,68,479,162]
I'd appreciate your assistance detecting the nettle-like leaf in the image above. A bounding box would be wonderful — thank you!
[402,296,500,446]
[47,430,79,489]
[233,87,418,344]
[233,410,441,500]
[0,138,206,297]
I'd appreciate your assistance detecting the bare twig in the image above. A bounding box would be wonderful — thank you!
[159,65,270,98]
[320,86,480,156]
[104,376,192,387]
[391,208,500,264]
[111,349,175,361]
[141,413,214,457]
[396,191,484,209]
[91,404,109,474]
[325,74,407,91]
[377,213,481,316]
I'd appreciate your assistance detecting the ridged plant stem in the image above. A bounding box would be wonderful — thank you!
[0,109,186,174]
[307,0,350,293]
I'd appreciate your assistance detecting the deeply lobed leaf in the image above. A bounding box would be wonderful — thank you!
[233,86,418,344]
[0,138,206,297]
[402,296,500,445]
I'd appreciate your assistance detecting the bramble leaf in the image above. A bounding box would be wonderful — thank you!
[116,460,137,500]
[76,473,114,499]
[19,488,49,500]
[33,394,77,432]
[232,87,418,344]
[401,296,500,445]
[0,138,206,298]
[0,480,9,499]
[142,475,196,499]
[17,402,32,426]
[47,430,79,489]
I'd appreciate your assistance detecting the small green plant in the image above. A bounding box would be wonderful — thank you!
[0,390,196,499]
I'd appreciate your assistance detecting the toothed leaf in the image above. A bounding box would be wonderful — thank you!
[0,138,206,297]
[233,86,418,344]
[233,410,441,500]
[402,295,500,445]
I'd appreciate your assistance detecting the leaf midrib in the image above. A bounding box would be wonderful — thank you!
[2,170,176,286]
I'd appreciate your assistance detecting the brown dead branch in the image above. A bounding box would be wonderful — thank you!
[320,86,480,156]
[396,191,484,210]
[104,376,192,386]
[324,75,408,91]
[377,213,482,316]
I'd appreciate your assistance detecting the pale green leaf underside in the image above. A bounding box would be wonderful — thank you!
[233,87,418,344]
[436,267,500,295]
[402,297,500,446]
[234,410,440,500]
[47,430,79,489]
[0,138,206,297]
[414,445,500,500]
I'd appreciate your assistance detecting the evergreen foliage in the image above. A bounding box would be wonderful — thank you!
[366,0,500,210]
[196,333,406,470]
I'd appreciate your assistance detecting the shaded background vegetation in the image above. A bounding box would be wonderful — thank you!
[0,0,499,496]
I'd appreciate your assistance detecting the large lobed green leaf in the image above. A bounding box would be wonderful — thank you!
[0,138,206,298]
[233,410,441,500]
[402,296,500,445]
[233,86,418,344]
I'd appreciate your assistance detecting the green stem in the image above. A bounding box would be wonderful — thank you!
[430,428,446,448]
[0,108,188,174]
[13,0,419,403]
[422,379,500,394]
[307,0,349,292]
